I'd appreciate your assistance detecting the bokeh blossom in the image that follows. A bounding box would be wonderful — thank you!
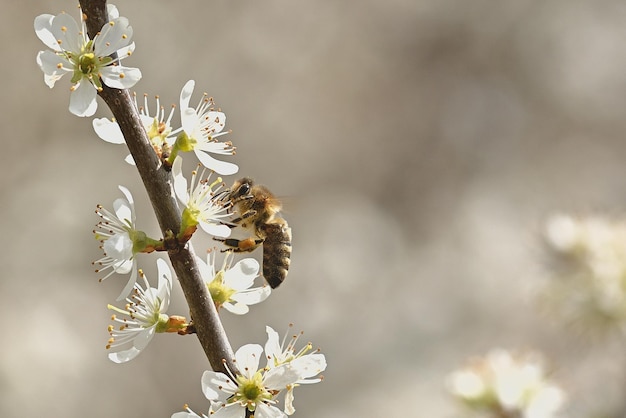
[34,5,141,116]
[447,349,566,418]
[541,213,626,335]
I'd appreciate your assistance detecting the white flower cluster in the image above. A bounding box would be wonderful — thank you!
[447,349,566,418]
[35,7,236,175]
[36,5,326,416]
[35,4,260,362]
[542,213,626,334]
[94,183,270,362]
[173,326,326,418]
[93,79,238,175]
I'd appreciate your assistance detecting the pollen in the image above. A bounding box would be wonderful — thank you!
[119,73,125,79]
[61,26,67,32]
[122,34,128,39]
[56,63,63,69]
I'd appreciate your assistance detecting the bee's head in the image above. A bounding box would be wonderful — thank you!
[230,177,254,200]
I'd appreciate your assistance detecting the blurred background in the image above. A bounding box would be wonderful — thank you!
[5,0,626,416]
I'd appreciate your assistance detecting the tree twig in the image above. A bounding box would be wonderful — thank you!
[79,0,236,374]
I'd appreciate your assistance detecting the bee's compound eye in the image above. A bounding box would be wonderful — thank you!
[235,183,250,198]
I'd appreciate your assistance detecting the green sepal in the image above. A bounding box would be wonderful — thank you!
[174,131,197,152]
[130,230,163,254]
[208,270,237,307]
[180,207,200,233]
[154,313,171,333]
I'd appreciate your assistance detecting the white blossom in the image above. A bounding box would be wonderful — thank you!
[93,185,139,301]
[172,156,232,237]
[198,251,271,314]
[35,5,141,116]
[168,80,238,175]
[93,92,176,164]
[106,259,173,363]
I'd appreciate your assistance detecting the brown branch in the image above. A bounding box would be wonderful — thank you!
[79,0,235,374]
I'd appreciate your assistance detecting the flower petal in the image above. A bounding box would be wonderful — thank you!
[69,81,98,117]
[36,50,71,88]
[223,259,259,289]
[180,80,195,109]
[171,413,199,418]
[117,41,136,57]
[108,346,141,363]
[100,65,142,89]
[156,258,173,311]
[291,354,327,380]
[255,402,287,418]
[50,12,82,54]
[124,154,136,165]
[201,370,235,401]
[222,302,250,315]
[284,387,296,415]
[103,233,133,261]
[195,140,236,156]
[199,222,232,238]
[113,199,132,224]
[34,14,60,51]
[181,107,199,137]
[172,157,190,203]
[230,287,271,305]
[264,326,281,361]
[235,344,263,377]
[116,185,135,216]
[116,261,138,301]
[195,255,213,281]
[93,117,125,144]
[133,326,156,351]
[213,405,246,418]
[263,363,302,390]
[106,4,120,19]
[194,150,239,176]
[95,17,133,56]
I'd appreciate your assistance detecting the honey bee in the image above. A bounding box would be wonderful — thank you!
[215,177,292,288]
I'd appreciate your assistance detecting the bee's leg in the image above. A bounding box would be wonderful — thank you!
[228,193,254,209]
[230,209,257,225]
[214,236,263,252]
